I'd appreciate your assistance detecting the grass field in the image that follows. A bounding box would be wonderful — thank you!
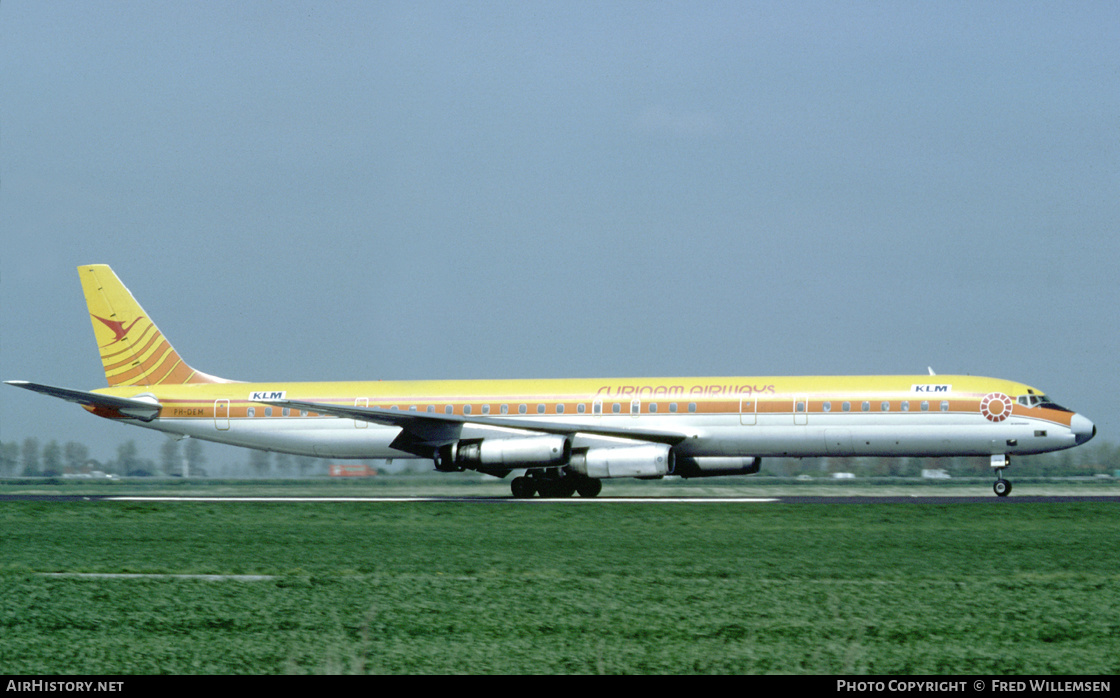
[1,488,1118,674]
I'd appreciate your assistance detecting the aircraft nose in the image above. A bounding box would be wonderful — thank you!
[1071,414,1096,445]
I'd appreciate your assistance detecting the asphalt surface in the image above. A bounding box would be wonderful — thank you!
[2,494,1117,503]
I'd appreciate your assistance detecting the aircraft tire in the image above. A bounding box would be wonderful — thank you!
[536,478,575,498]
[576,477,602,498]
[993,479,1012,497]
[557,478,577,498]
[511,476,535,499]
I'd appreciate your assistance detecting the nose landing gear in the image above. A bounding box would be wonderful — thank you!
[991,454,1012,497]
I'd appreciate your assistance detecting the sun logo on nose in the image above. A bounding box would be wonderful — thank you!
[980,392,1013,422]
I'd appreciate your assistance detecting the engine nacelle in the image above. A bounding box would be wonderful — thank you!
[455,435,571,468]
[568,444,673,479]
[674,456,761,478]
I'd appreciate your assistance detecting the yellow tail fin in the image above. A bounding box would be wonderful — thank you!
[79,265,232,386]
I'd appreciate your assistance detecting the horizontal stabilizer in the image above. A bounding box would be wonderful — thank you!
[5,380,162,422]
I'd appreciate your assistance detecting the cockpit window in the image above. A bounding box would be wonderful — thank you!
[1017,394,1072,412]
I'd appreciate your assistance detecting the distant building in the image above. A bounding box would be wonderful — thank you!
[328,463,379,477]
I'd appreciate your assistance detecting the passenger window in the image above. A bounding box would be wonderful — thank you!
[445,405,453,414]
[500,404,509,415]
[650,403,658,413]
[593,402,602,415]
[880,401,890,412]
[631,400,640,414]
[688,402,697,413]
[823,401,831,412]
[940,400,949,412]
[463,405,472,415]
[427,405,435,413]
[247,407,256,418]
[556,404,564,414]
[920,401,929,412]
[519,404,527,414]
[482,404,490,414]
[578,403,586,414]
[612,403,621,413]
[861,401,870,412]
[901,401,909,412]
[842,401,851,412]
[796,401,806,413]
[669,403,678,413]
[265,407,273,417]
[537,404,545,414]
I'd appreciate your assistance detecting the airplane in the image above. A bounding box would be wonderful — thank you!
[7,265,1096,497]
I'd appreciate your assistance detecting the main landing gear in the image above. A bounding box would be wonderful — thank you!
[510,472,602,498]
[991,454,1012,497]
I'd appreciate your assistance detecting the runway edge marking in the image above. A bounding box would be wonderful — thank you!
[105,496,780,503]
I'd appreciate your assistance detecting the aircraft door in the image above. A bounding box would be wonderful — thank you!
[214,399,230,431]
[794,397,808,425]
[740,394,757,425]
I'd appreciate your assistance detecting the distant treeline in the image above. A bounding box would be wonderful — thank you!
[0,438,327,478]
[764,443,1120,479]
[1,437,1118,479]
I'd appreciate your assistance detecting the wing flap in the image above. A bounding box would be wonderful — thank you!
[257,398,689,446]
[264,398,464,458]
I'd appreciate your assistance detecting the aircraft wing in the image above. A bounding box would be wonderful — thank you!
[6,380,163,422]
[258,398,690,455]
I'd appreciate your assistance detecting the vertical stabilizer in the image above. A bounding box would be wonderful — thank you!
[79,265,231,386]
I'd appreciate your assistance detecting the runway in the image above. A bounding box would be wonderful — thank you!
[2,494,1117,503]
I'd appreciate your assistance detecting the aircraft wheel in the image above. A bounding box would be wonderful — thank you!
[511,476,535,499]
[576,477,602,498]
[993,479,1012,497]
[536,478,574,498]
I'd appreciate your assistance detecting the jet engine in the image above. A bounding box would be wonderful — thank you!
[568,443,673,479]
[673,456,761,478]
[453,435,571,468]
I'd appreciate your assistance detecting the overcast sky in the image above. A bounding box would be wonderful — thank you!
[2,2,1117,464]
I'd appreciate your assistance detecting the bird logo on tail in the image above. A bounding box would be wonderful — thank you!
[91,315,143,346]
